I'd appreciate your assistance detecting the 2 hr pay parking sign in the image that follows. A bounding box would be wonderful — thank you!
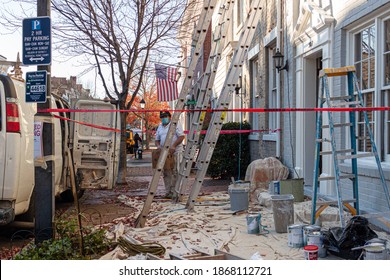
[22,17,51,65]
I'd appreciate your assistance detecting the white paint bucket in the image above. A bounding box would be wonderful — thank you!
[364,245,387,260]
[303,245,318,260]
[246,212,261,234]
[303,225,321,246]
[288,224,304,248]
[306,231,326,258]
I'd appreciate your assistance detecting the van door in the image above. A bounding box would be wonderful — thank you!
[0,80,6,194]
[71,99,119,189]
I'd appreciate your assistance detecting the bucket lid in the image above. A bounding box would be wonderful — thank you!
[270,194,294,200]
[303,225,321,231]
[304,245,318,251]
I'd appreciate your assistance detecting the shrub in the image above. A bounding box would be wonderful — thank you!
[202,121,251,180]
[14,218,112,260]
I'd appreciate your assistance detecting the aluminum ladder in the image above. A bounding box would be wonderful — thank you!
[185,0,262,211]
[311,66,390,227]
[174,1,233,202]
[135,0,218,228]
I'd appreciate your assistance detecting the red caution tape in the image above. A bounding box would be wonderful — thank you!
[41,106,390,114]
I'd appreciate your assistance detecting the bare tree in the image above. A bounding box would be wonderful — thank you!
[1,0,193,185]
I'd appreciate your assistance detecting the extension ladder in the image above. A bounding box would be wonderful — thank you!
[135,0,218,228]
[185,0,262,211]
[174,1,234,202]
[311,66,390,227]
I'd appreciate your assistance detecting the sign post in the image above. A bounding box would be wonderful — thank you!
[22,17,51,66]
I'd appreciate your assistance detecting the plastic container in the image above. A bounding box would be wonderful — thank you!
[228,183,250,212]
[304,245,318,260]
[270,194,294,233]
[303,225,321,246]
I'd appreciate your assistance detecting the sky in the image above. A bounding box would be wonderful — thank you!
[0,0,105,98]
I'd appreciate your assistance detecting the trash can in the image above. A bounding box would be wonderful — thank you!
[271,194,294,233]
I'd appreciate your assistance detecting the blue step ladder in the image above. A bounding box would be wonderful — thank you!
[311,66,390,227]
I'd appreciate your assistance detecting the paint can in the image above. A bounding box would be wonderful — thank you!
[303,225,321,246]
[268,181,280,195]
[364,245,387,260]
[306,231,326,258]
[287,224,304,248]
[246,212,261,234]
[303,245,318,260]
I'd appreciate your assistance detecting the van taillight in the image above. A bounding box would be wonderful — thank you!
[6,100,20,133]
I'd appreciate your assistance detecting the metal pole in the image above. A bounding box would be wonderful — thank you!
[141,112,144,149]
[34,0,54,244]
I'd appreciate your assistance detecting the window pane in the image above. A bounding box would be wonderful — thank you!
[369,57,375,88]
[362,60,369,90]
[355,33,362,61]
[385,20,390,52]
[385,53,390,86]
[369,26,376,56]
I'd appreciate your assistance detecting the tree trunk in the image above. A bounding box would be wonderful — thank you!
[117,101,128,185]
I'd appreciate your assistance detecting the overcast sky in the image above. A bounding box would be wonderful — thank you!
[0,0,104,98]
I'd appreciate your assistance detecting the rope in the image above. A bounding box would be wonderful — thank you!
[118,237,166,256]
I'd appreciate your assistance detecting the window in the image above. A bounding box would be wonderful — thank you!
[237,0,244,27]
[268,47,278,133]
[351,16,390,162]
[250,57,259,134]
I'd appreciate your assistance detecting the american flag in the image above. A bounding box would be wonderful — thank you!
[155,63,178,102]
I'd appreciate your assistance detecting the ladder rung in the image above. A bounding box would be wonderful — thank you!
[330,101,361,107]
[337,152,374,160]
[316,199,356,206]
[320,149,354,155]
[326,95,353,101]
[322,123,352,128]
[318,174,355,181]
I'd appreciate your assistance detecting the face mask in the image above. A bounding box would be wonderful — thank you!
[162,117,170,125]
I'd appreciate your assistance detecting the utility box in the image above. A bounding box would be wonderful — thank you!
[279,178,304,202]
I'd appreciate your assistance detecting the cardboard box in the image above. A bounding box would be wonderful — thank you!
[152,149,175,170]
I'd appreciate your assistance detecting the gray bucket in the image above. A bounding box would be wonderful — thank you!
[271,194,294,233]
[228,183,250,212]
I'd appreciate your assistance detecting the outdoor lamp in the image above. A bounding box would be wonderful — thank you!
[140,98,146,109]
[273,49,288,72]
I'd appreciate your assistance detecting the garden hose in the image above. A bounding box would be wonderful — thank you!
[118,237,166,256]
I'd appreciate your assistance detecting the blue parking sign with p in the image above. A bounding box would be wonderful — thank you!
[32,20,41,30]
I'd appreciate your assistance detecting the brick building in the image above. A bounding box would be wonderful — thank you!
[51,76,91,101]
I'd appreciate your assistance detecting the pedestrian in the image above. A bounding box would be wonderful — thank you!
[133,133,142,159]
[155,111,185,198]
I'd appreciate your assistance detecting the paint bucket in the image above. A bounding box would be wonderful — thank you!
[268,181,280,194]
[303,225,321,246]
[364,245,387,260]
[287,224,304,248]
[365,238,387,247]
[303,245,318,260]
[246,212,261,234]
[306,231,326,258]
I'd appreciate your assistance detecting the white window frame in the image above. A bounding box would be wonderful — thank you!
[348,14,390,164]
[264,47,277,141]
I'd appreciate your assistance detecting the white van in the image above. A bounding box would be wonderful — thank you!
[0,72,36,225]
[0,63,120,225]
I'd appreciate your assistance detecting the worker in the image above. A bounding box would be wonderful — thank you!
[155,110,185,199]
